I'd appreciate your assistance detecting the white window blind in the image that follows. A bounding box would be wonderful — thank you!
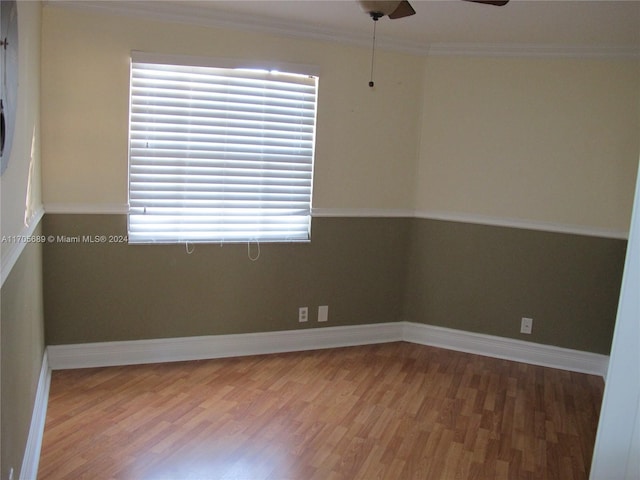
[128,54,318,244]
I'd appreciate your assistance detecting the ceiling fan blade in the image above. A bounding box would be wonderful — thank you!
[389,1,416,19]
[464,0,509,6]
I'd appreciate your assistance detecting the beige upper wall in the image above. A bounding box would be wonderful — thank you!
[0,1,42,257]
[41,6,640,233]
[416,56,640,233]
[40,6,422,212]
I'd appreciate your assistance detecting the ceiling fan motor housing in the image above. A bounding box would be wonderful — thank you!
[359,1,403,17]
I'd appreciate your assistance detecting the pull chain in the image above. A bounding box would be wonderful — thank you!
[369,17,378,88]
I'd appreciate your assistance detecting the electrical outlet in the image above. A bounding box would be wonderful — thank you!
[298,307,308,322]
[521,317,533,334]
[318,305,329,322]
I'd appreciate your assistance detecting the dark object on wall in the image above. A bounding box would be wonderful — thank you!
[358,0,508,21]
[1,0,19,174]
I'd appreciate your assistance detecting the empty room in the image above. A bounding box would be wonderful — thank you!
[1,0,639,479]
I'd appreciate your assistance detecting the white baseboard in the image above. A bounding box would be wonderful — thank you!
[20,350,51,480]
[402,322,610,379]
[46,322,404,370]
[46,322,609,378]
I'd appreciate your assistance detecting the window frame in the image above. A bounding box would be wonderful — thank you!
[127,52,320,245]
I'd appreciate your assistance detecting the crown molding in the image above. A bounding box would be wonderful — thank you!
[44,1,640,59]
[427,43,640,59]
[45,0,427,55]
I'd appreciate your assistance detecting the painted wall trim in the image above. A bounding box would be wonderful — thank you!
[19,350,51,480]
[1,205,45,287]
[42,206,628,240]
[43,205,414,218]
[415,209,629,240]
[46,322,609,378]
[43,203,129,215]
[313,208,628,239]
[311,208,414,218]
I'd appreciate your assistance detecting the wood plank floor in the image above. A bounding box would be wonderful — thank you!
[38,342,604,480]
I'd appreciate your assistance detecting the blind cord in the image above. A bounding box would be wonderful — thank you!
[248,239,260,262]
[183,240,260,260]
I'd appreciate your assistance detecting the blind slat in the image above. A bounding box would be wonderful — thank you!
[128,57,318,244]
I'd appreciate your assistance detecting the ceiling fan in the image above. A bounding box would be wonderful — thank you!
[359,0,509,21]
[359,0,510,86]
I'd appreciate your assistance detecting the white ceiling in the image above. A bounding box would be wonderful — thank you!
[51,0,640,57]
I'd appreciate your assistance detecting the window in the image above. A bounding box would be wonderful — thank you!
[128,52,318,244]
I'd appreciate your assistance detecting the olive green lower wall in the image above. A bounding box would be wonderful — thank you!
[43,215,411,344]
[42,215,625,355]
[405,219,626,355]
[1,226,46,480]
